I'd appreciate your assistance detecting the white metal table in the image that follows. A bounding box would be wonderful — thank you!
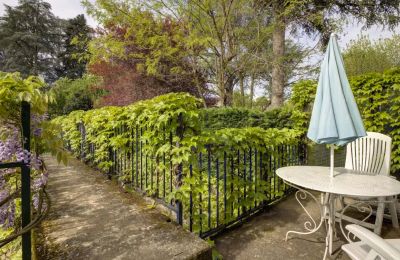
[277,166,400,260]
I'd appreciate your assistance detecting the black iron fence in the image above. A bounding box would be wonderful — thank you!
[75,122,307,237]
[189,144,306,238]
[0,102,32,260]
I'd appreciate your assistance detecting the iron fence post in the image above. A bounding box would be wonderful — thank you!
[176,113,184,225]
[21,101,31,260]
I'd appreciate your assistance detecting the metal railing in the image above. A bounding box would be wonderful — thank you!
[189,144,306,237]
[0,102,48,260]
[75,122,307,238]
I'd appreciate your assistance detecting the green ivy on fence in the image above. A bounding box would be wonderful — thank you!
[53,92,304,235]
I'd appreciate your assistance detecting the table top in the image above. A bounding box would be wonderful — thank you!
[276,166,400,197]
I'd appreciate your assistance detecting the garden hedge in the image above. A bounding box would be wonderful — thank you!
[290,67,400,174]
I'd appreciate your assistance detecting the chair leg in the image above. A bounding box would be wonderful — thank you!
[388,196,399,228]
[374,197,385,235]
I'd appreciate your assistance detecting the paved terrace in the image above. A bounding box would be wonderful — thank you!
[39,155,399,260]
[215,193,400,260]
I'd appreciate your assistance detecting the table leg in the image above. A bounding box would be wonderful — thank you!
[285,188,325,241]
[374,197,385,235]
[283,183,338,260]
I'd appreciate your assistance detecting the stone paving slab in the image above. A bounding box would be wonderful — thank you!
[39,155,211,260]
[215,193,400,260]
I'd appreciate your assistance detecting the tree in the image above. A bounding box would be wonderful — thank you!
[263,0,400,108]
[83,0,208,106]
[343,34,400,76]
[153,0,275,106]
[0,0,63,82]
[49,74,101,116]
[57,14,92,79]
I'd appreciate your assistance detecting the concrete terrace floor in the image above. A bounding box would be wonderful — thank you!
[38,154,400,260]
[38,155,211,260]
[214,194,400,260]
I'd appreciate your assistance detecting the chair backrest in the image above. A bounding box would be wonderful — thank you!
[345,132,392,175]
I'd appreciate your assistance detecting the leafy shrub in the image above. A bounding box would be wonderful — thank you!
[200,107,292,130]
[290,68,400,174]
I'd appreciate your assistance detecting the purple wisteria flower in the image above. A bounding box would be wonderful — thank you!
[0,179,15,229]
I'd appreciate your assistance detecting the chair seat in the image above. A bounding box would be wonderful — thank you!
[342,239,400,260]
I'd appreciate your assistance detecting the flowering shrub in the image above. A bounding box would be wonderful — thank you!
[0,72,66,257]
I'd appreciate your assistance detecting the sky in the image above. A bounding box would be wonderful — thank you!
[1,0,399,49]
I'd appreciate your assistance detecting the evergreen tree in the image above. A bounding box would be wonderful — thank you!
[0,0,63,82]
[57,14,92,79]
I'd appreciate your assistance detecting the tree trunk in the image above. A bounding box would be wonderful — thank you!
[223,79,234,106]
[239,74,245,106]
[269,3,285,109]
[249,74,255,108]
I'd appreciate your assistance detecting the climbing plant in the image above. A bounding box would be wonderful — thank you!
[53,92,304,235]
[289,68,400,174]
[0,72,66,257]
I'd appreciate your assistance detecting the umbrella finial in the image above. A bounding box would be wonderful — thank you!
[331,32,337,39]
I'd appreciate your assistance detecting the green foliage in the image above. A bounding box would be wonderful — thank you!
[343,34,400,77]
[0,0,63,82]
[288,80,317,132]
[289,68,400,173]
[0,71,67,256]
[0,1,92,83]
[54,92,303,234]
[0,71,66,161]
[0,72,52,122]
[57,14,92,79]
[200,107,292,130]
[49,74,102,117]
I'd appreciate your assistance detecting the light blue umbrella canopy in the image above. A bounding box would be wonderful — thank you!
[307,34,366,147]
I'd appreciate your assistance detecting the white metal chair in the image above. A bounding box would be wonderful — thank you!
[338,132,398,235]
[342,224,400,260]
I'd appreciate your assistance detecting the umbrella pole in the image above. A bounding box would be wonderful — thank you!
[330,145,334,178]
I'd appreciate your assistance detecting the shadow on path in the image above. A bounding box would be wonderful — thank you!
[37,155,211,260]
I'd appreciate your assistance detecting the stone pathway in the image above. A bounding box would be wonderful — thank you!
[38,155,211,260]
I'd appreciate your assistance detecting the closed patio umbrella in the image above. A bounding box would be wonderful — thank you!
[307,34,366,178]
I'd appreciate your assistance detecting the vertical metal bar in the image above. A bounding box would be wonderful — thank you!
[243,149,246,213]
[249,148,252,209]
[237,150,240,217]
[108,147,112,179]
[150,154,153,191]
[254,148,257,208]
[216,158,219,226]
[163,126,166,199]
[230,153,234,218]
[207,147,211,229]
[131,128,134,187]
[145,143,148,190]
[189,164,193,232]
[175,114,184,225]
[270,150,273,200]
[156,155,159,198]
[21,101,31,260]
[223,152,227,222]
[140,127,143,190]
[170,131,173,196]
[199,152,203,235]
[136,125,139,187]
